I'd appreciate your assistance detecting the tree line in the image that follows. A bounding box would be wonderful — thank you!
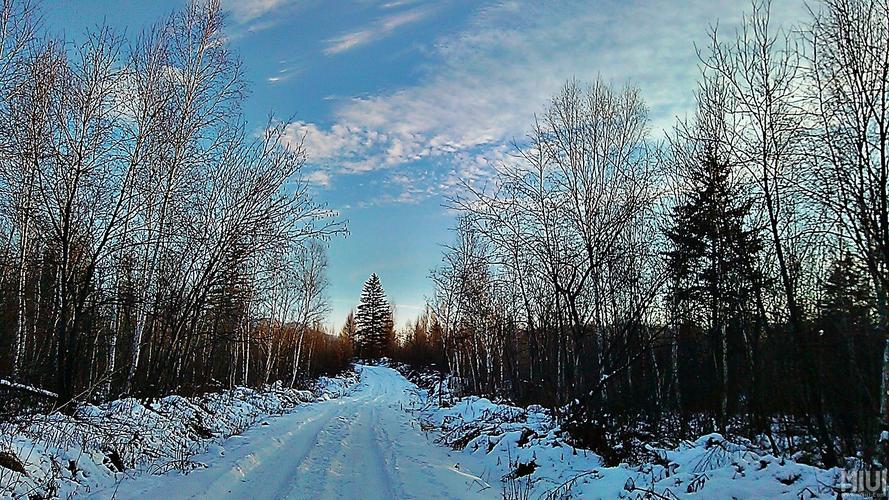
[0,0,349,408]
[395,0,889,467]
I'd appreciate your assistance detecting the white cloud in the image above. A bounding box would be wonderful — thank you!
[381,1,420,9]
[284,121,365,161]
[295,0,810,203]
[306,170,331,187]
[223,0,290,23]
[324,7,433,55]
[266,65,301,84]
[221,0,307,36]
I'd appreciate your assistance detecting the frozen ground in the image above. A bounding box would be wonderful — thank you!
[93,365,499,499]
[2,365,853,499]
[0,374,356,498]
[422,395,848,499]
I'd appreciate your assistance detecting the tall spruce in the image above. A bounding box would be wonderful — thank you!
[355,274,392,358]
[665,149,762,430]
[816,253,878,446]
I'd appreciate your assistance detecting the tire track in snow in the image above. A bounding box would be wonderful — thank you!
[276,407,357,499]
[100,366,500,500]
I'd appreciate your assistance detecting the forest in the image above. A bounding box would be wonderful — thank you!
[0,0,349,412]
[0,0,885,481]
[392,0,889,469]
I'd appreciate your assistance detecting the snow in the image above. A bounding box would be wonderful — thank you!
[0,374,357,498]
[421,393,851,499]
[0,379,58,399]
[88,365,499,499]
[0,365,859,499]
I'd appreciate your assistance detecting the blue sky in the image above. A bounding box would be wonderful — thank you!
[46,0,806,329]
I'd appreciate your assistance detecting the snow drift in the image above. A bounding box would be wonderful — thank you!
[0,373,357,498]
[417,384,847,498]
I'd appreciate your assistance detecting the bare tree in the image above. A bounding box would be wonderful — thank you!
[125,0,245,393]
[0,0,347,406]
[808,0,889,460]
[0,0,39,379]
[441,78,666,415]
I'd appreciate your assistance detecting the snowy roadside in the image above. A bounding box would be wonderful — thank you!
[0,372,357,499]
[398,368,848,499]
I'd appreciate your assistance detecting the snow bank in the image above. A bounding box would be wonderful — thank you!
[0,372,358,498]
[421,394,847,499]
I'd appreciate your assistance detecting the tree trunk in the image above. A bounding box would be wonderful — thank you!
[880,337,889,464]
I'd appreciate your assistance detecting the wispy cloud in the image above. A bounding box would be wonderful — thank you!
[266,65,301,84]
[223,0,291,23]
[292,0,809,204]
[324,7,433,55]
[381,1,420,9]
[221,0,307,37]
[284,121,379,166]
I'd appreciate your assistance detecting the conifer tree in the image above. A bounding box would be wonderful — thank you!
[355,274,391,358]
[816,253,877,440]
[665,149,762,429]
[341,310,358,349]
[818,253,875,332]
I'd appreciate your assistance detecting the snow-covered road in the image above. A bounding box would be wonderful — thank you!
[95,366,499,500]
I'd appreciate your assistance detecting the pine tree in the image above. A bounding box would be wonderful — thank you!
[341,310,358,348]
[815,253,878,454]
[383,304,396,355]
[355,274,391,359]
[665,149,762,429]
[818,253,874,331]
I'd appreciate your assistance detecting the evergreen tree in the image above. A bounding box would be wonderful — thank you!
[818,253,875,332]
[665,149,762,428]
[382,304,396,355]
[355,274,391,358]
[816,253,878,444]
[341,310,358,348]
